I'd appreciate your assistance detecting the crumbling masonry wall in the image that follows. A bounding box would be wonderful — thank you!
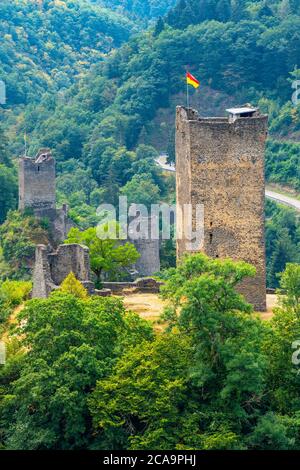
[32,244,94,298]
[176,106,268,311]
[128,215,160,277]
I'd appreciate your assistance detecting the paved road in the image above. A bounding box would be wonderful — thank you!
[155,156,300,212]
[265,189,300,212]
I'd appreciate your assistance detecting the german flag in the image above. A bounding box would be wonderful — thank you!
[186,72,200,89]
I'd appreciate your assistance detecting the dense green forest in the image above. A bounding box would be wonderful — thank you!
[93,0,177,21]
[0,0,135,108]
[22,0,300,171]
[1,256,300,449]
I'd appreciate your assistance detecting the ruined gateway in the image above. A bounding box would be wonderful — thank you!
[176,106,268,311]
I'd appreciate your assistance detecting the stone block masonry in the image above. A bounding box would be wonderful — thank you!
[19,149,56,211]
[19,149,74,245]
[134,238,160,277]
[176,106,268,311]
[32,244,95,298]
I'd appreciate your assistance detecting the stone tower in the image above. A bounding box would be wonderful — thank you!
[19,149,74,244]
[134,238,160,277]
[176,106,268,311]
[128,215,160,277]
[19,149,56,211]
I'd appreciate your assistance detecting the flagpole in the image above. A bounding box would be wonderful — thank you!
[186,77,189,109]
[24,130,27,157]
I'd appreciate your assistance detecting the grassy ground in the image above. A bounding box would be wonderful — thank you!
[123,293,279,326]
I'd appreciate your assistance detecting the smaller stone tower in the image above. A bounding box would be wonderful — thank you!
[19,149,56,211]
[134,238,160,277]
[18,149,74,244]
[128,215,160,277]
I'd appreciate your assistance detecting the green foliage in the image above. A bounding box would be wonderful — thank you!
[25,1,300,186]
[121,173,161,207]
[0,165,17,225]
[0,293,152,449]
[0,211,49,280]
[279,263,300,317]
[262,263,300,416]
[65,225,140,284]
[89,333,193,450]
[0,0,134,108]
[0,127,17,224]
[7,2,298,295]
[247,413,297,450]
[1,258,300,450]
[265,200,300,287]
[94,0,177,21]
[0,127,10,166]
[0,280,31,325]
[166,0,300,30]
[59,272,88,299]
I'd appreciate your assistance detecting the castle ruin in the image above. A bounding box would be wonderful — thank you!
[19,149,161,296]
[19,149,74,244]
[176,106,268,311]
[32,244,95,298]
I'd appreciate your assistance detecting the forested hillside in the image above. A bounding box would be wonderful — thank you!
[0,0,299,285]
[25,0,300,175]
[1,257,300,450]
[0,0,134,107]
[93,0,177,21]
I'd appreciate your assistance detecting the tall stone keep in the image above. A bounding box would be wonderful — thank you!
[19,149,56,211]
[176,106,268,311]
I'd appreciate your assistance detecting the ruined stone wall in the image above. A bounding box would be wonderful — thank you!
[32,243,94,298]
[49,244,90,286]
[128,215,160,277]
[176,106,268,311]
[19,150,56,211]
